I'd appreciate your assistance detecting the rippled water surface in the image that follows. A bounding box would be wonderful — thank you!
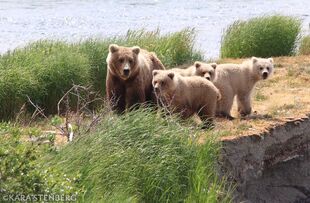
[0,0,309,58]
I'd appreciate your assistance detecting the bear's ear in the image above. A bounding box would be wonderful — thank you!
[132,46,140,55]
[168,72,175,80]
[153,70,159,76]
[251,57,258,63]
[194,61,201,69]
[210,63,217,70]
[268,58,274,63]
[109,44,119,53]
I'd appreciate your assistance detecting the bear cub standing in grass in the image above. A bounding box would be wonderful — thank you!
[214,57,274,119]
[172,61,217,81]
[106,44,165,113]
[152,70,221,129]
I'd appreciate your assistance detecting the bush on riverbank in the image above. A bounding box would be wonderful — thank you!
[0,123,81,196]
[43,108,232,202]
[299,35,310,55]
[0,29,202,120]
[220,15,301,58]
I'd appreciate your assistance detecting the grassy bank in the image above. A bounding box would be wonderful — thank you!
[0,29,202,120]
[45,109,231,202]
[0,109,232,203]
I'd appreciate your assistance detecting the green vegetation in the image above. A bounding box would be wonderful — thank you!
[221,15,301,58]
[0,29,202,120]
[0,123,81,196]
[44,109,231,202]
[299,35,310,55]
[0,109,232,202]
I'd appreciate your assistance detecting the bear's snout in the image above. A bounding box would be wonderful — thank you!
[123,68,130,76]
[123,63,131,76]
[154,84,159,92]
[153,83,161,93]
[262,72,268,79]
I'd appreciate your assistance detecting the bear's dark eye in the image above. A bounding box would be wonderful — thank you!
[267,67,270,71]
[161,81,165,85]
[128,58,133,64]
[259,67,263,70]
[119,58,124,63]
[209,71,212,75]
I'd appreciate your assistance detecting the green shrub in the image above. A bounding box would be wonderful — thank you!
[44,109,231,202]
[0,29,202,120]
[221,15,301,58]
[0,123,81,196]
[299,35,310,55]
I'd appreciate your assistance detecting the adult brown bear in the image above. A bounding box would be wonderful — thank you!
[106,44,165,113]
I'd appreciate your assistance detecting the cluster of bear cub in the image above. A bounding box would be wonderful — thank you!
[106,44,274,129]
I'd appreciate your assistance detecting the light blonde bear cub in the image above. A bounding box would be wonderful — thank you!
[171,61,217,81]
[214,57,274,120]
[152,70,221,129]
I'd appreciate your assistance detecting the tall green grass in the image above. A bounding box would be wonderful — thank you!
[44,109,232,202]
[220,15,301,58]
[0,29,202,120]
[299,35,310,55]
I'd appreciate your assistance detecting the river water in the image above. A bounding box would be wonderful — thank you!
[0,0,309,58]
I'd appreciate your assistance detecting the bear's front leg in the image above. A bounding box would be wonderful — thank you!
[199,104,216,130]
[125,86,146,110]
[237,93,252,116]
[216,88,235,120]
[106,75,126,113]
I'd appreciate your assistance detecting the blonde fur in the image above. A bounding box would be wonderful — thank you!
[214,57,274,119]
[171,61,217,81]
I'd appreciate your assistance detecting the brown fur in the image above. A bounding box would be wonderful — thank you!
[106,44,165,113]
[152,70,221,128]
[214,57,274,119]
[171,61,217,81]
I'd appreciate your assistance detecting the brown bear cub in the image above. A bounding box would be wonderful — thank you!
[106,44,165,113]
[171,61,217,81]
[152,70,221,129]
[214,57,274,120]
